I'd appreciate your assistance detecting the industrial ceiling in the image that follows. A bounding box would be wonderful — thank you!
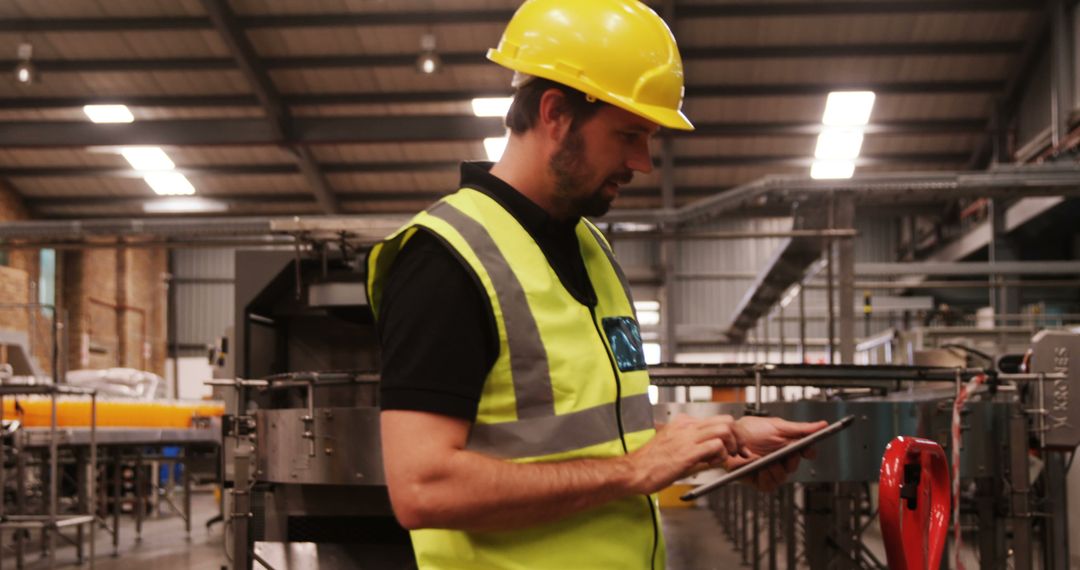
[0,0,1046,219]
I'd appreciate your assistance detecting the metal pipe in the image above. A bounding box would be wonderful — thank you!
[0,239,302,251]
[806,279,1080,290]
[167,254,180,399]
[610,228,859,241]
[825,197,836,365]
[798,284,806,363]
[302,379,316,457]
[0,392,5,570]
[777,307,785,365]
[48,390,57,567]
[89,393,96,569]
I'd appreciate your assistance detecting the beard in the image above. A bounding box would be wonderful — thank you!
[549,128,632,219]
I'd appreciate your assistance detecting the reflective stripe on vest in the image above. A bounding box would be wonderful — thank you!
[426,201,555,420]
[469,392,653,459]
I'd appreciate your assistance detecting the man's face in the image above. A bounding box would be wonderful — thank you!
[548,105,658,218]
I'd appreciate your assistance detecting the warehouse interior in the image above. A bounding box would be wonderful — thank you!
[0,0,1079,568]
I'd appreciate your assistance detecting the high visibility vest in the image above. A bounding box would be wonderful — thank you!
[368,188,663,569]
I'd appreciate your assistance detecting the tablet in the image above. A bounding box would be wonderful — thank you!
[680,414,856,501]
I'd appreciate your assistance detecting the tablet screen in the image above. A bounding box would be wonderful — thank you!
[680,414,856,501]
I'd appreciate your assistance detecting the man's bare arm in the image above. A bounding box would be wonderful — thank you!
[380,409,738,532]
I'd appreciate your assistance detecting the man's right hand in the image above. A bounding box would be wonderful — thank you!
[626,414,741,494]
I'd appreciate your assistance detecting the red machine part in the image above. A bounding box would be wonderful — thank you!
[878,436,951,570]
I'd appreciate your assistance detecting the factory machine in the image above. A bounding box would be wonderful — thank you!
[212,240,412,569]
[651,329,1079,570]
[206,222,1078,570]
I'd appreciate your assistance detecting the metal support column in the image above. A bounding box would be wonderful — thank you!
[1043,452,1070,570]
[232,444,253,570]
[778,306,786,365]
[183,448,192,537]
[767,491,778,570]
[784,485,797,570]
[975,477,1006,569]
[48,392,57,567]
[1008,411,1033,570]
[988,198,1021,322]
[111,449,121,556]
[836,196,856,364]
[658,132,678,404]
[134,450,144,542]
[825,197,836,365]
[752,489,761,570]
[803,483,833,570]
[75,449,86,564]
[798,285,807,364]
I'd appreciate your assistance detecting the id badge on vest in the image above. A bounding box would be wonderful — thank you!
[602,317,648,372]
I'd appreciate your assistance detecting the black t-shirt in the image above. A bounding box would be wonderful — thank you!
[376,162,597,421]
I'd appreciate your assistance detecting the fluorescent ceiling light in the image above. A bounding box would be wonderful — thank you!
[814,129,864,160]
[143,172,195,196]
[822,91,876,126]
[120,147,174,171]
[83,104,134,123]
[483,136,508,162]
[810,160,855,180]
[471,97,513,117]
[143,197,225,214]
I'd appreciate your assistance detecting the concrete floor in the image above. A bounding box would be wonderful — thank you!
[2,497,737,569]
[3,493,226,570]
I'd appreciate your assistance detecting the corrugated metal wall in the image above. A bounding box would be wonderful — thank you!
[612,236,659,301]
[609,214,904,361]
[674,217,791,326]
[172,249,235,356]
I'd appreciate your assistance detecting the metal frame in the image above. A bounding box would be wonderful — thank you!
[0,2,1038,33]
[0,43,1025,74]
[0,384,97,570]
[662,360,1072,570]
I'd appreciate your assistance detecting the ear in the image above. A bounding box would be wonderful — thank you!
[536,88,574,142]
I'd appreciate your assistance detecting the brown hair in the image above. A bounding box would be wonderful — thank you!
[504,77,605,134]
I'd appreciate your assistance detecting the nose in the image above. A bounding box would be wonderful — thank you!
[626,138,654,175]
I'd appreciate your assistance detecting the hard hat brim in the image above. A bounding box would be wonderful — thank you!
[488,49,695,132]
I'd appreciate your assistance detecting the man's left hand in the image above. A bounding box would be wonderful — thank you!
[724,416,829,492]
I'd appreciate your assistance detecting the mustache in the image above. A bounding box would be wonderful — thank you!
[607,171,634,185]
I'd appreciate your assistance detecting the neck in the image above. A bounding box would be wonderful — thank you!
[489,133,576,221]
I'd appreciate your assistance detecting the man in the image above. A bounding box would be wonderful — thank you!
[367,1,827,568]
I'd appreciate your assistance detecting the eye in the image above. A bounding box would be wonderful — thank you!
[620,131,639,143]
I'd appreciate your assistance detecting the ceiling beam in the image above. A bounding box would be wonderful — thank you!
[0,80,1002,111]
[0,116,506,147]
[0,116,983,148]
[0,42,1024,74]
[0,2,1039,33]
[0,153,967,179]
[199,0,339,214]
[8,183,899,212]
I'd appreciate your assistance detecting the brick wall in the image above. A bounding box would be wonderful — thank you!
[0,181,53,375]
[63,248,167,376]
[0,180,168,378]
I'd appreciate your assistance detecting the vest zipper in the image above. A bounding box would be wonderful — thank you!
[589,306,659,570]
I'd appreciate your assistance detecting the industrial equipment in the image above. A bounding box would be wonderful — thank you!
[650,330,1078,570]
[212,247,412,570]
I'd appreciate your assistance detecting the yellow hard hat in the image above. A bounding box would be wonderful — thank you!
[487,0,694,131]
